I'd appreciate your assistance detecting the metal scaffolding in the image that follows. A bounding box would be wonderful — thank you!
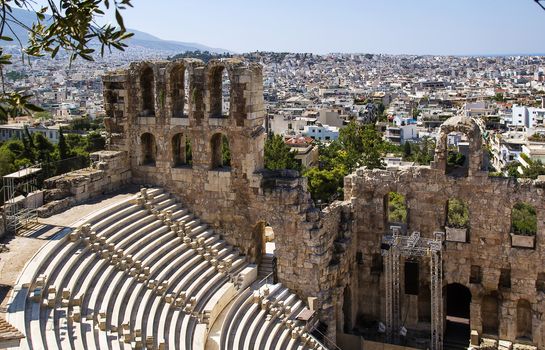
[2,166,42,233]
[382,227,444,350]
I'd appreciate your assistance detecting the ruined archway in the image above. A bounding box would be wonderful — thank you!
[170,64,185,118]
[140,132,157,166]
[208,65,230,118]
[171,133,191,167]
[210,133,231,169]
[432,116,483,176]
[445,283,471,347]
[140,65,155,116]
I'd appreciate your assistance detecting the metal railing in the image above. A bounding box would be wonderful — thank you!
[256,272,274,288]
[309,326,343,350]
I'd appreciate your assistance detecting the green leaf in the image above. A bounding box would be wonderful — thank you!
[115,9,125,31]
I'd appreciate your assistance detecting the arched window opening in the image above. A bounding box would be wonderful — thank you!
[140,133,156,166]
[221,68,230,117]
[140,66,155,116]
[385,192,407,232]
[210,133,231,169]
[482,293,500,335]
[171,65,185,118]
[210,66,230,118]
[183,67,190,116]
[446,131,469,177]
[517,299,532,340]
[172,134,192,167]
[511,202,537,236]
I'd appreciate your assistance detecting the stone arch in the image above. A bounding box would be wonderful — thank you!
[140,65,155,116]
[169,63,186,118]
[517,299,532,340]
[482,292,500,335]
[208,64,231,118]
[432,116,483,176]
[140,132,156,166]
[171,133,192,167]
[210,132,231,169]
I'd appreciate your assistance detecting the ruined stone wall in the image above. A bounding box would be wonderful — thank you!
[38,150,131,217]
[344,117,545,348]
[102,59,352,339]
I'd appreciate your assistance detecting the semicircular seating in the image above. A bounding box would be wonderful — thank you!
[6,187,327,350]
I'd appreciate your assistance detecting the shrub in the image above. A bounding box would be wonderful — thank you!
[511,202,537,236]
[447,198,469,229]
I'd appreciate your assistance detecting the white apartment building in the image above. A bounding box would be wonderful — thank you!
[511,105,545,129]
[302,124,339,142]
[0,123,62,144]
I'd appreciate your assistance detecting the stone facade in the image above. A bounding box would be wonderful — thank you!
[38,150,131,217]
[101,58,352,341]
[344,117,545,349]
[39,59,545,349]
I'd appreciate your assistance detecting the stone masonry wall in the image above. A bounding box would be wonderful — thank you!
[38,150,131,217]
[102,59,351,340]
[344,117,545,348]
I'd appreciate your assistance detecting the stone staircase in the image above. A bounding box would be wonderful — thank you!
[258,253,275,281]
[6,187,327,350]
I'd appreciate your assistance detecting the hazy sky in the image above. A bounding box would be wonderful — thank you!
[53,0,545,55]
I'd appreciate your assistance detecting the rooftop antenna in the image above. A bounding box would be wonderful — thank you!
[536,0,545,11]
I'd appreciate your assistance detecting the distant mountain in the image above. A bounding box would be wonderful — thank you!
[4,8,231,54]
[127,29,231,54]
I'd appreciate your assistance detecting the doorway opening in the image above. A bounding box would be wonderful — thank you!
[444,283,471,348]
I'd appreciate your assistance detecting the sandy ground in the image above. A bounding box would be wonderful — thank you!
[0,236,46,287]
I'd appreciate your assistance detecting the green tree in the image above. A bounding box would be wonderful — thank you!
[58,128,69,160]
[360,124,385,169]
[264,134,301,171]
[403,141,412,158]
[33,133,55,163]
[0,0,133,121]
[85,132,106,153]
[303,166,345,203]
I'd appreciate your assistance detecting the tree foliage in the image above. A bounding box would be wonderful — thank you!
[511,202,537,236]
[388,192,407,224]
[0,131,105,177]
[447,198,469,229]
[0,0,133,121]
[222,134,231,167]
[301,122,387,204]
[264,134,301,172]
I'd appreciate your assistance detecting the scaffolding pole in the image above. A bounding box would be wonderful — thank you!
[382,228,444,350]
[2,166,41,234]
